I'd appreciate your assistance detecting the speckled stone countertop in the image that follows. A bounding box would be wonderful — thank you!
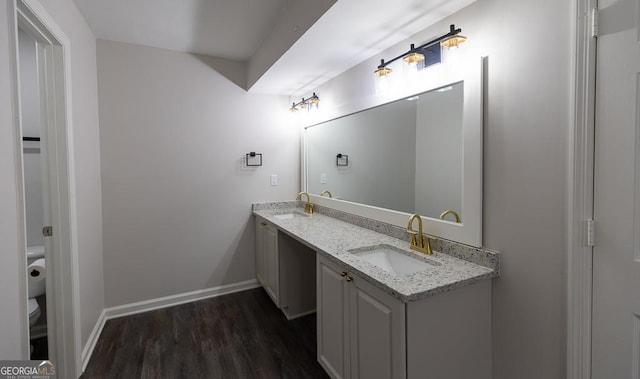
[253,202,499,303]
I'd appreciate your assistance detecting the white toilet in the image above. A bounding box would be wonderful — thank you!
[27,245,45,327]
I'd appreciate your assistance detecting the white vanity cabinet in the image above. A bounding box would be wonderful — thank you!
[317,255,406,379]
[317,254,492,379]
[254,209,494,379]
[256,217,279,306]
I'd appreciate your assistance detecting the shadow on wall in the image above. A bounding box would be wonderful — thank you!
[205,209,257,288]
[191,54,248,90]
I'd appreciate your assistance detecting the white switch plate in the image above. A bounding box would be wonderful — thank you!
[320,173,327,184]
[270,174,278,186]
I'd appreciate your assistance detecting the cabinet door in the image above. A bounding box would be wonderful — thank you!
[264,224,279,306]
[349,275,406,379]
[317,256,350,379]
[255,218,267,286]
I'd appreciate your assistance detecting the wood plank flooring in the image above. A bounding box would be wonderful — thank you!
[81,288,329,379]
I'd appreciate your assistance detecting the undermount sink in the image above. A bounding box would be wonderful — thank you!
[349,244,439,276]
[272,210,311,220]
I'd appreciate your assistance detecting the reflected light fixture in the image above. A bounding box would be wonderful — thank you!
[289,92,320,112]
[374,24,466,77]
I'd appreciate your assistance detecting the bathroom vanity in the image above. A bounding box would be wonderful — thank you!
[253,202,498,379]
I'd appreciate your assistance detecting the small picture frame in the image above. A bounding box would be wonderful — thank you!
[246,152,262,167]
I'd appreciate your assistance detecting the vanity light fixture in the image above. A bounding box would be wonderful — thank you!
[289,92,320,112]
[374,24,466,77]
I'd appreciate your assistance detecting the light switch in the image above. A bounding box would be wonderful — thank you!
[270,174,278,186]
[320,173,327,184]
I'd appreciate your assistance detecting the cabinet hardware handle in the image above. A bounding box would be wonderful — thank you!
[340,272,348,277]
[260,222,267,226]
[346,276,353,282]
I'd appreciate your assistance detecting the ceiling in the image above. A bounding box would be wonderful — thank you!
[73,0,291,60]
[248,0,476,95]
[74,0,476,95]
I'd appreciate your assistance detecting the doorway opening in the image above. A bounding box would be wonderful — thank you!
[13,1,81,376]
[17,24,49,359]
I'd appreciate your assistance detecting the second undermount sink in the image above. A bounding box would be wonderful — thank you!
[272,210,311,220]
[349,244,440,276]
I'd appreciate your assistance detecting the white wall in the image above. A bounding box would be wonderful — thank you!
[97,40,299,307]
[311,0,571,377]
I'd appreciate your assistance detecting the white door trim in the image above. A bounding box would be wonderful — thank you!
[5,0,30,359]
[567,0,597,378]
[11,0,82,376]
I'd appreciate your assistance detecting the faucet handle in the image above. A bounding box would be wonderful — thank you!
[407,229,419,247]
[305,202,314,214]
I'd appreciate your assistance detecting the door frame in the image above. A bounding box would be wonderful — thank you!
[9,0,82,376]
[567,0,597,378]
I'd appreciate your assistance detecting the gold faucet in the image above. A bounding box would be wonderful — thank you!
[407,214,432,254]
[320,190,333,198]
[439,210,461,223]
[296,191,314,214]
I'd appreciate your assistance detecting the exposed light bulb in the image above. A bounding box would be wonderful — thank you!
[376,74,389,94]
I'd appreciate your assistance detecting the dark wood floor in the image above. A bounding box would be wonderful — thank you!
[82,288,329,379]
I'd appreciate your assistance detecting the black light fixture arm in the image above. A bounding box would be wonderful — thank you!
[376,24,462,70]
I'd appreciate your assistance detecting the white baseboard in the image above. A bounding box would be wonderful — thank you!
[81,309,106,372]
[80,279,260,373]
[284,309,317,321]
[104,279,260,320]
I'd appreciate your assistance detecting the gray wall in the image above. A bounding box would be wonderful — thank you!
[97,40,299,307]
[312,0,571,377]
[0,0,105,356]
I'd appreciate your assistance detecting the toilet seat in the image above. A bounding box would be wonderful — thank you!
[28,298,41,326]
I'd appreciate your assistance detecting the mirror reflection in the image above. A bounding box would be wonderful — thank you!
[305,81,463,221]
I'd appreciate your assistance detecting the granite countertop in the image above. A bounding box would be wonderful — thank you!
[253,204,497,303]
